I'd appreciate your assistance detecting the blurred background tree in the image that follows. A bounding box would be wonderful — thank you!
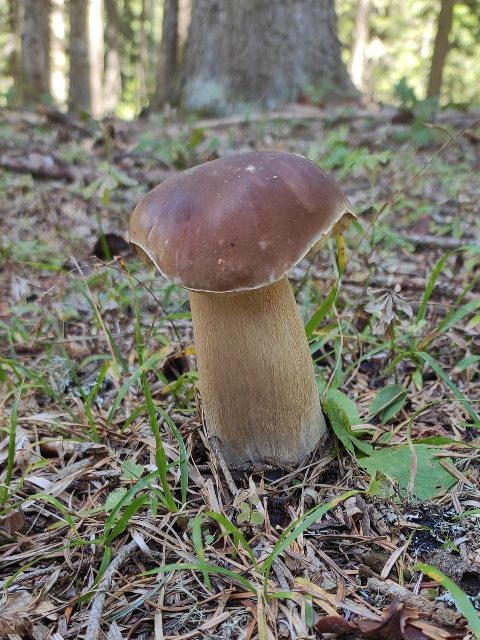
[0,0,479,117]
[181,0,355,113]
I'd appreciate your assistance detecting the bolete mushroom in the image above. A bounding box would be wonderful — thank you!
[129,151,355,469]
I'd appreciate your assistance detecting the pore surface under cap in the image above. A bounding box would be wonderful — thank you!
[129,151,353,292]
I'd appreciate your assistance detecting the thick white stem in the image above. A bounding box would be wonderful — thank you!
[189,278,326,469]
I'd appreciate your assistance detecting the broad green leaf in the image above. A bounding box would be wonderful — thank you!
[368,384,407,423]
[360,444,457,500]
[366,470,396,498]
[120,461,145,480]
[105,487,128,512]
[325,389,360,425]
[322,396,373,456]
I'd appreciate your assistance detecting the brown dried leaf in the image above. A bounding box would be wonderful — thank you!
[0,510,25,537]
[0,591,33,637]
[315,602,466,640]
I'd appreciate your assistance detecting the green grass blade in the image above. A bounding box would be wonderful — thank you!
[416,250,454,324]
[191,515,211,589]
[106,494,149,544]
[158,407,189,506]
[83,361,110,441]
[205,511,257,567]
[415,563,480,639]
[106,353,163,423]
[141,372,177,512]
[438,298,480,333]
[27,493,80,536]
[417,352,479,425]
[0,380,23,505]
[305,286,338,339]
[261,490,358,595]
[104,470,164,538]
[132,284,177,512]
[144,562,257,594]
[1,359,77,420]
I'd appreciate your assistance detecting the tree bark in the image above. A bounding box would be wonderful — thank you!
[177,0,191,52]
[427,0,456,99]
[5,0,21,105]
[88,0,104,118]
[50,0,67,106]
[182,0,355,114]
[137,0,149,107]
[68,0,104,117]
[153,0,179,107]
[20,0,51,104]
[350,0,370,91]
[68,0,91,112]
[104,0,122,113]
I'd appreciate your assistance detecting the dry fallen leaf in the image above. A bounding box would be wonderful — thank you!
[0,591,33,637]
[315,601,466,640]
[0,510,25,537]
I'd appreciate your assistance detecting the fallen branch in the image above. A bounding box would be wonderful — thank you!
[0,152,77,181]
[84,538,140,640]
[402,233,475,250]
[366,576,464,628]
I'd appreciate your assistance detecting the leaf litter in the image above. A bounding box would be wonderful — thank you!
[0,104,479,638]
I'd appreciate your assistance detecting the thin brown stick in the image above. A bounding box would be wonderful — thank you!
[84,538,140,640]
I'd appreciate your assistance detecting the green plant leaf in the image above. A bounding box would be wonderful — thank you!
[204,511,257,566]
[368,384,407,423]
[323,396,373,456]
[305,286,338,339]
[120,461,145,480]
[261,490,358,595]
[360,444,457,500]
[144,562,256,594]
[325,389,360,425]
[104,487,128,512]
[417,352,480,426]
[366,470,396,498]
[415,563,480,639]
[416,250,454,324]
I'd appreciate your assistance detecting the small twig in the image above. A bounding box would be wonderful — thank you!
[401,232,475,250]
[84,538,140,640]
[366,577,464,628]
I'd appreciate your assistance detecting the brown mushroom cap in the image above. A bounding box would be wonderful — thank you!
[129,151,354,293]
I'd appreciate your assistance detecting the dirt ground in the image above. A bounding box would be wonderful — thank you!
[0,103,479,639]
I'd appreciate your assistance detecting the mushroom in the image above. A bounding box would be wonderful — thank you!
[129,151,355,469]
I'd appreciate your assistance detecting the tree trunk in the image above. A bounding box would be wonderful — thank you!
[427,0,456,99]
[5,0,22,105]
[137,0,149,108]
[182,0,355,114]
[177,0,191,52]
[88,0,104,118]
[350,0,370,91]
[50,0,67,106]
[153,0,179,107]
[68,0,104,117]
[104,0,122,113]
[20,0,51,104]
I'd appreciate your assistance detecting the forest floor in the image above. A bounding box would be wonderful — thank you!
[0,102,480,640]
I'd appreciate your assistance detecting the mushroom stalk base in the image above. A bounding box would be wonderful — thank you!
[189,278,327,469]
